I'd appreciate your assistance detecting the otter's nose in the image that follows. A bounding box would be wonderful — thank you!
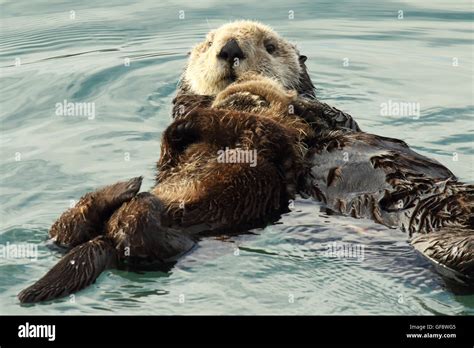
[217,39,245,65]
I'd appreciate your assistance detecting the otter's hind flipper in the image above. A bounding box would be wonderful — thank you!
[411,228,474,285]
[50,176,143,247]
[18,236,117,303]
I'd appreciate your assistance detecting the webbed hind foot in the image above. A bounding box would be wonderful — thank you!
[412,227,474,286]
[50,176,143,248]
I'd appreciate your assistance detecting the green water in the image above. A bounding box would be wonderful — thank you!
[0,0,473,314]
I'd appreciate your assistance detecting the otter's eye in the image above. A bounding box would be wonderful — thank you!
[265,43,276,54]
[207,41,213,47]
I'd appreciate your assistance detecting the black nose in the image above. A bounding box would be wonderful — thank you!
[217,39,245,65]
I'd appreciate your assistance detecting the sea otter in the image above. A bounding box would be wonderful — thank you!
[18,74,312,303]
[191,69,474,284]
[172,20,473,284]
[18,21,473,303]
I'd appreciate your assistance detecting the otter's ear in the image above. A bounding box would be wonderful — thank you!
[297,55,316,98]
[187,51,191,56]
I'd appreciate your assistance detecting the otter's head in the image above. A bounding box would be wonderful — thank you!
[182,21,315,97]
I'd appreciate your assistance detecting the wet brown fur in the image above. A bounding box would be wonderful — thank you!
[19,75,310,303]
[18,21,473,303]
[302,130,474,282]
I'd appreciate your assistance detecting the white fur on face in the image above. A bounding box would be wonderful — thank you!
[184,21,302,96]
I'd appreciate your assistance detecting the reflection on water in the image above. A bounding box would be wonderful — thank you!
[0,0,473,314]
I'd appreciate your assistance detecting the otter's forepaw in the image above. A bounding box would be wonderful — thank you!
[164,118,201,153]
[291,99,318,123]
[213,91,270,114]
[99,176,143,204]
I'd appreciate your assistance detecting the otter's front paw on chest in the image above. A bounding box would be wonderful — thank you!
[213,91,270,113]
[163,117,202,154]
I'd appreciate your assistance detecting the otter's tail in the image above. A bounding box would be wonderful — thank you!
[18,236,117,303]
[411,227,474,286]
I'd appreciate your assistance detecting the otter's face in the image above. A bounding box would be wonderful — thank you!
[183,21,310,96]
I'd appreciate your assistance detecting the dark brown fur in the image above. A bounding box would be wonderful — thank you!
[19,104,307,303]
[18,23,473,303]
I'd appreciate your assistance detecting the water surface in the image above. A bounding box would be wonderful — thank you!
[0,0,473,314]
